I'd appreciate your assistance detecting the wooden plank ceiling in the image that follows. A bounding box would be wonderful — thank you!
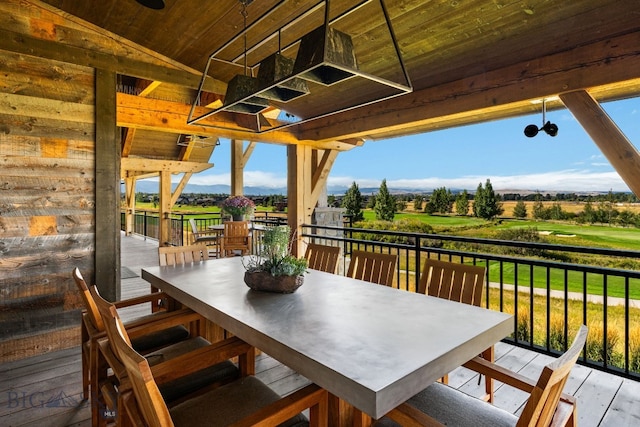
[41,0,640,148]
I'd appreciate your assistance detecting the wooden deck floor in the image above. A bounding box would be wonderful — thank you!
[2,233,639,426]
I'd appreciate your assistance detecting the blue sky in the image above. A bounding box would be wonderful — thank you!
[188,97,640,193]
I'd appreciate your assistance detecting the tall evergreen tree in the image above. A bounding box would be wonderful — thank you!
[455,190,470,216]
[374,179,396,221]
[413,195,424,211]
[341,181,364,222]
[472,182,485,217]
[532,192,546,220]
[472,179,503,219]
[581,201,596,224]
[513,200,528,218]
[430,187,452,214]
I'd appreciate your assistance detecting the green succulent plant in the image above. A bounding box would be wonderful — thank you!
[243,225,308,277]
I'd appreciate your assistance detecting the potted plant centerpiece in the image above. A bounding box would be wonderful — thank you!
[242,225,308,293]
[221,195,255,221]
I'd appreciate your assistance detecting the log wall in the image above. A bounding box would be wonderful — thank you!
[0,52,96,362]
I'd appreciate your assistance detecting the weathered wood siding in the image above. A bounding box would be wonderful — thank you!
[0,50,96,362]
[0,0,221,362]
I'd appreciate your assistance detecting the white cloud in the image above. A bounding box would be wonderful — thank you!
[164,169,629,194]
[187,170,287,188]
[329,170,629,192]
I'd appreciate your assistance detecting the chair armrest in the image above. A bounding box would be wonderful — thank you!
[230,384,328,427]
[151,336,254,384]
[463,356,575,405]
[113,291,169,309]
[125,309,202,340]
[463,356,536,394]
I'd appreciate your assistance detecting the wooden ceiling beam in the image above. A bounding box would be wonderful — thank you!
[121,128,136,157]
[310,149,338,208]
[116,93,361,151]
[0,28,225,93]
[120,157,212,178]
[296,31,640,142]
[561,90,640,198]
[137,80,163,97]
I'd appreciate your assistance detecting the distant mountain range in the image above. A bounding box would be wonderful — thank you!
[130,181,613,197]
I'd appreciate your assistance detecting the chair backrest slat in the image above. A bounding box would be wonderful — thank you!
[304,243,341,274]
[419,259,485,306]
[224,221,249,241]
[158,244,209,266]
[346,250,397,287]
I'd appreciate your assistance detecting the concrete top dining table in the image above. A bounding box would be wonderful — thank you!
[142,256,513,424]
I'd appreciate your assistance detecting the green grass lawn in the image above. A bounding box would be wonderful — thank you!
[495,220,640,251]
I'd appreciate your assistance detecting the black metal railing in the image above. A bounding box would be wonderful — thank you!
[121,211,640,380]
[120,210,288,248]
[302,224,640,381]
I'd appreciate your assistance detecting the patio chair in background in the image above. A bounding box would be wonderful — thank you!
[220,221,251,257]
[346,250,397,287]
[189,218,219,256]
[418,258,493,402]
[304,242,341,274]
[375,325,587,427]
[105,300,329,427]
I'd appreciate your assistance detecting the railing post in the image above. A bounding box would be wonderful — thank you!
[415,238,421,293]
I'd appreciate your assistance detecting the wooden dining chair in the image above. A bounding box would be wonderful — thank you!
[73,268,193,396]
[346,250,398,286]
[376,325,587,427]
[418,258,493,401]
[304,242,341,274]
[220,220,252,257]
[73,268,204,426]
[93,286,251,427]
[151,244,211,311]
[158,243,210,266]
[106,303,329,427]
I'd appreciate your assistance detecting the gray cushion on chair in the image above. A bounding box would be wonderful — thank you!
[376,382,517,427]
[144,336,240,403]
[130,324,190,352]
[170,376,308,427]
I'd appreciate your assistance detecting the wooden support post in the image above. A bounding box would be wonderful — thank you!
[287,147,339,255]
[95,68,120,301]
[231,139,244,196]
[560,90,640,197]
[230,139,256,196]
[159,170,172,247]
[287,145,313,256]
[124,176,136,236]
